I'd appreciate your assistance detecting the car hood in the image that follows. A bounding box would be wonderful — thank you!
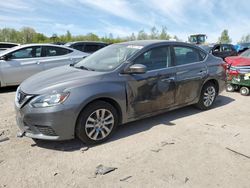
[225,56,250,66]
[20,66,104,94]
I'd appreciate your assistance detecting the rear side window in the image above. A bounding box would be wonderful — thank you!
[84,44,101,53]
[174,46,201,65]
[73,44,84,52]
[199,50,207,60]
[9,47,42,59]
[44,46,72,57]
[222,45,233,52]
[134,46,172,71]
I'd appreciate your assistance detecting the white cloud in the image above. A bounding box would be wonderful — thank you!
[0,0,34,12]
[99,20,136,37]
[78,0,149,25]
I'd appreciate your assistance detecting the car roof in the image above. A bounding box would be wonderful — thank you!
[65,41,108,45]
[0,43,81,55]
[0,42,20,45]
[118,40,199,48]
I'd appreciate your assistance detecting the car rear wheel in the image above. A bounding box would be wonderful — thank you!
[195,82,217,110]
[240,87,249,96]
[226,84,234,92]
[76,101,118,144]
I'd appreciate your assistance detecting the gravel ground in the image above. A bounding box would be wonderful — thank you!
[0,87,249,188]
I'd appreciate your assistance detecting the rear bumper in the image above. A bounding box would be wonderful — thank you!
[15,102,78,141]
[218,78,226,94]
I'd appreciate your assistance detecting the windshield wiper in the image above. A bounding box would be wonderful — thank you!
[74,65,95,71]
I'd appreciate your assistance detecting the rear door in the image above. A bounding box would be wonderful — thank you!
[173,45,207,105]
[41,46,74,70]
[126,45,176,118]
[1,46,44,85]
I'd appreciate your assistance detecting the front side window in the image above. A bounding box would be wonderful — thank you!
[134,46,171,71]
[74,44,84,52]
[44,46,72,57]
[9,47,42,59]
[213,45,221,52]
[174,46,201,65]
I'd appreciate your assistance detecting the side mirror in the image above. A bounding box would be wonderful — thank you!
[125,64,147,74]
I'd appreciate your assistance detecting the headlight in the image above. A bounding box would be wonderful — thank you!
[30,92,70,108]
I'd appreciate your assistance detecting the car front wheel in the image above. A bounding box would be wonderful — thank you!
[196,82,217,110]
[76,101,118,144]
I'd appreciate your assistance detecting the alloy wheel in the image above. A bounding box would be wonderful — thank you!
[85,109,114,141]
[203,86,216,107]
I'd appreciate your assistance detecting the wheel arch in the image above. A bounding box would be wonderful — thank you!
[202,78,219,94]
[76,97,123,128]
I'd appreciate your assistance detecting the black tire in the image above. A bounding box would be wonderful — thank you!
[226,84,234,92]
[240,87,249,96]
[76,100,119,145]
[195,82,217,110]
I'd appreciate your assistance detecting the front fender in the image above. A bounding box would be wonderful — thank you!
[66,82,127,126]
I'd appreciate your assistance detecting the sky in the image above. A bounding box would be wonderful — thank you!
[0,0,250,43]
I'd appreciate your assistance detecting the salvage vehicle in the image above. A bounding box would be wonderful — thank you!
[15,40,226,144]
[188,34,207,45]
[0,44,88,87]
[201,44,237,59]
[0,42,19,51]
[65,41,108,54]
[225,49,250,95]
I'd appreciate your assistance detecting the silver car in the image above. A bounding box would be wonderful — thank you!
[0,44,88,87]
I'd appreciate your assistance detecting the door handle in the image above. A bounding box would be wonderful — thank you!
[36,61,40,65]
[161,77,175,82]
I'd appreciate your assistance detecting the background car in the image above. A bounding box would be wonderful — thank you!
[225,49,250,72]
[64,41,108,53]
[0,44,88,87]
[0,42,19,51]
[201,43,238,59]
[15,40,225,144]
[235,43,250,54]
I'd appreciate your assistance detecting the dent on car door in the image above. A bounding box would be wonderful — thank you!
[1,46,44,85]
[126,45,176,118]
[42,46,74,70]
[173,46,207,105]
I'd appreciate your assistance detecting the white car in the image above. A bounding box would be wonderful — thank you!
[0,44,88,87]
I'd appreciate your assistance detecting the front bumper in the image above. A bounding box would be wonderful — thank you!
[15,100,78,141]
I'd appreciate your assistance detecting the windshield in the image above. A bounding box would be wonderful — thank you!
[0,45,20,56]
[240,49,250,57]
[189,35,206,44]
[75,44,143,71]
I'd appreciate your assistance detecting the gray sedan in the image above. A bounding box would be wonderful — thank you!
[0,44,88,87]
[15,40,226,144]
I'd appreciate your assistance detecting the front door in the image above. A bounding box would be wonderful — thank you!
[126,45,176,118]
[1,46,44,85]
[42,46,73,70]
